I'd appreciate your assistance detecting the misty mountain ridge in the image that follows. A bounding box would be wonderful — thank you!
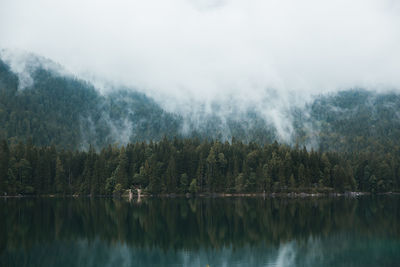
[1,52,400,153]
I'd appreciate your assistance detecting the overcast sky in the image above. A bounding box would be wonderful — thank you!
[1,0,400,107]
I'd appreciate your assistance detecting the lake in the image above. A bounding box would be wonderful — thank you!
[0,196,399,267]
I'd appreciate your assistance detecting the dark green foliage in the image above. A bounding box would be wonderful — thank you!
[0,57,181,149]
[113,183,124,197]
[0,56,277,148]
[2,57,400,155]
[1,138,399,195]
[0,140,10,194]
[114,148,129,188]
[189,179,198,194]
[296,89,400,153]
[54,157,66,193]
[1,57,400,195]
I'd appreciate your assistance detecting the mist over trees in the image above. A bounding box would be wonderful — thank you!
[1,57,400,195]
[0,58,182,148]
[1,57,400,152]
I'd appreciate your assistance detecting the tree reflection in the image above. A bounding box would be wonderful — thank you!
[1,196,399,254]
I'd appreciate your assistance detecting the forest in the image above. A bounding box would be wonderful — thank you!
[2,56,400,196]
[0,137,399,196]
[2,56,400,153]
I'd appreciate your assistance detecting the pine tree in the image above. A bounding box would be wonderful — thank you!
[0,140,10,194]
[114,148,129,189]
[289,174,296,189]
[189,178,198,194]
[55,157,66,194]
[332,165,346,192]
[206,147,217,191]
[166,156,177,192]
[180,173,188,193]
[278,164,286,191]
[369,175,377,193]
[147,160,162,194]
[235,173,245,193]
[17,158,32,193]
[298,163,306,188]
[196,154,206,192]
[263,163,272,192]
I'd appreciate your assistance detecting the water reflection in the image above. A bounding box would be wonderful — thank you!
[1,196,399,266]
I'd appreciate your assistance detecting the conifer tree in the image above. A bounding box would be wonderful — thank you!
[55,157,66,194]
[180,173,188,193]
[166,156,177,192]
[114,148,129,189]
[0,140,10,194]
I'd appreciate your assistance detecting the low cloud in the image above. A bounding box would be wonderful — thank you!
[1,0,400,141]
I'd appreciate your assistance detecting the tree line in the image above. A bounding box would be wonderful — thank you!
[1,137,399,196]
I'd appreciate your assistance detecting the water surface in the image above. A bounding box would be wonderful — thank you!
[1,196,399,266]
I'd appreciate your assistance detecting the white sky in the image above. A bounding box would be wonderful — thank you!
[1,0,400,114]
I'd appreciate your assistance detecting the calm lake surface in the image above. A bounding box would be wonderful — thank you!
[0,196,399,267]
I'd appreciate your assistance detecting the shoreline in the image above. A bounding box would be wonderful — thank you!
[1,191,399,199]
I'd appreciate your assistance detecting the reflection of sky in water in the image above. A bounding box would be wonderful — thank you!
[5,235,399,267]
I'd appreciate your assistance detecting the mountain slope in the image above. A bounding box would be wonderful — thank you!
[1,55,400,153]
[301,90,400,152]
[0,57,181,149]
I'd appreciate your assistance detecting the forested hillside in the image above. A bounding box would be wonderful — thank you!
[1,55,400,195]
[303,90,400,153]
[0,56,279,148]
[0,58,182,149]
[2,55,400,154]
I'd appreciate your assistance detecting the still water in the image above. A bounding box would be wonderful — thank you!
[0,196,399,267]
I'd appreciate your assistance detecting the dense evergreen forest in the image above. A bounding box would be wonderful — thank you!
[1,138,399,196]
[1,54,400,195]
[0,57,182,149]
[302,90,400,152]
[2,55,400,152]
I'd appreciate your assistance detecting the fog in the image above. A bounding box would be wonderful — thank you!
[1,0,400,141]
